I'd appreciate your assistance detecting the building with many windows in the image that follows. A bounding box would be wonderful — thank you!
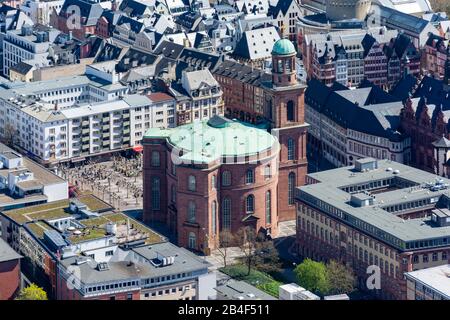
[0,76,177,165]
[305,79,411,168]
[142,115,281,254]
[405,264,450,300]
[296,158,450,299]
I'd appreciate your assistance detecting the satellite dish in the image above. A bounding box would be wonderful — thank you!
[224,45,232,52]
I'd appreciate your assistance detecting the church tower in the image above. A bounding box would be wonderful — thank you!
[264,38,308,221]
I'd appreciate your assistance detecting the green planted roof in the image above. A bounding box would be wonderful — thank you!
[144,116,279,164]
[272,39,296,56]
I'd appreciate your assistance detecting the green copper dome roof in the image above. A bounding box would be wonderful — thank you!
[272,39,296,56]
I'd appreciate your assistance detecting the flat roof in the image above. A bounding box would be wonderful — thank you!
[131,242,209,276]
[297,159,450,246]
[405,265,450,299]
[215,280,277,300]
[0,238,22,263]
[2,194,111,225]
[144,116,279,164]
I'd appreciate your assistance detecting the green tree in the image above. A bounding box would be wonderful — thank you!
[294,259,329,294]
[16,284,48,300]
[326,260,355,295]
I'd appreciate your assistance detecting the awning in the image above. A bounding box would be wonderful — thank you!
[132,145,143,152]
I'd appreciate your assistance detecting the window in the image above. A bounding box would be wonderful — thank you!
[152,177,160,210]
[151,151,160,166]
[265,191,271,224]
[222,197,231,230]
[188,201,196,223]
[188,175,196,191]
[287,100,294,121]
[105,250,113,257]
[188,232,196,249]
[171,185,176,204]
[211,201,217,235]
[127,293,133,300]
[246,195,255,213]
[212,175,217,189]
[288,172,295,205]
[222,171,231,186]
[264,165,271,179]
[287,138,295,160]
[246,169,254,184]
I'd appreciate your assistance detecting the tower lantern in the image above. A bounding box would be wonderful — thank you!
[271,38,297,87]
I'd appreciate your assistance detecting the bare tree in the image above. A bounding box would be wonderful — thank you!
[3,123,17,146]
[215,230,235,268]
[236,226,258,276]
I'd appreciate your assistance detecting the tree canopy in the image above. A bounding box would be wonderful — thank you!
[16,284,48,300]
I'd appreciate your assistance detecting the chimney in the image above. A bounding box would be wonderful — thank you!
[183,37,191,48]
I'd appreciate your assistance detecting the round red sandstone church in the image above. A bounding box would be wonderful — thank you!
[142,115,280,254]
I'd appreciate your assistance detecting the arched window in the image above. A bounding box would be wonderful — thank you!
[246,194,255,213]
[188,201,196,222]
[265,190,271,224]
[288,172,295,205]
[171,184,176,204]
[151,151,160,167]
[211,175,217,190]
[287,138,295,160]
[188,175,196,191]
[287,100,294,121]
[151,177,160,210]
[222,170,231,186]
[264,165,271,180]
[245,169,254,184]
[188,232,196,249]
[222,197,231,230]
[211,201,217,235]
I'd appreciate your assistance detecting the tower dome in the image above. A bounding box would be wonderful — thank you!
[272,39,296,56]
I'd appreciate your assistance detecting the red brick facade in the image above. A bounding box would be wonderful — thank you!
[143,137,279,254]
[213,45,308,222]
[296,202,450,299]
[0,259,21,300]
[399,96,446,173]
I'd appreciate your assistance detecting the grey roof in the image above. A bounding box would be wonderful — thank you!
[306,79,404,140]
[405,264,450,299]
[213,59,272,86]
[215,280,277,300]
[433,136,450,148]
[0,238,22,263]
[233,26,279,61]
[297,159,450,249]
[131,242,210,277]
[60,257,145,284]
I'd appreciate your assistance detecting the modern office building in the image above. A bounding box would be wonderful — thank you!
[405,264,450,300]
[296,158,450,299]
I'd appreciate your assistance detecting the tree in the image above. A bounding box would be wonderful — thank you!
[236,226,258,276]
[254,240,281,274]
[326,260,355,295]
[215,230,235,268]
[16,284,48,300]
[294,259,329,295]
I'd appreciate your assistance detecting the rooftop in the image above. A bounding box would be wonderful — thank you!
[215,280,277,300]
[405,265,450,299]
[272,38,296,56]
[2,194,111,225]
[0,238,21,263]
[144,116,279,164]
[297,159,450,249]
